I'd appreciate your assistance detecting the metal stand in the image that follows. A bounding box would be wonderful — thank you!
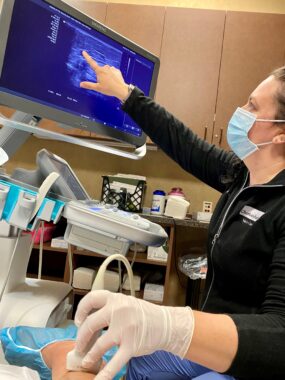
[0,111,40,159]
[0,112,146,160]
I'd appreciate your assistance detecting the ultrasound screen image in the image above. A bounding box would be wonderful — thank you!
[0,0,156,137]
[66,25,123,88]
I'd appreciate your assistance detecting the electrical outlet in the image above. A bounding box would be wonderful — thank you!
[203,201,213,213]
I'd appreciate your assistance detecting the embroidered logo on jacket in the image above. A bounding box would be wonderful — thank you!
[240,205,264,224]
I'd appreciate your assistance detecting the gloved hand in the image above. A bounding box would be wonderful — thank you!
[74,290,194,380]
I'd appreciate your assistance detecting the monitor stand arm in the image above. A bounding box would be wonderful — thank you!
[0,111,41,159]
[0,112,146,160]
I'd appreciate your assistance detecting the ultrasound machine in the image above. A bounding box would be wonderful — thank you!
[0,0,166,329]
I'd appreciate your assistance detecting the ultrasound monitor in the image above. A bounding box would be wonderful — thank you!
[0,0,160,147]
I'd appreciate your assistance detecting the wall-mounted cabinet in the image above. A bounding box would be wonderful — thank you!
[63,0,107,21]
[105,3,164,58]
[155,7,225,143]
[213,11,285,149]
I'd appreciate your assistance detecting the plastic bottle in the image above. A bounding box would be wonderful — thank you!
[151,190,166,215]
[164,187,190,219]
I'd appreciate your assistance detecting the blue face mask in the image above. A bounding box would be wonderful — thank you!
[227,107,285,160]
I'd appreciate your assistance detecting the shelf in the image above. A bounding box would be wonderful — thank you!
[27,273,64,282]
[32,244,167,266]
[29,213,194,306]
[73,288,89,296]
[33,244,68,253]
[141,214,209,229]
[73,249,168,266]
[73,288,163,305]
[122,289,163,305]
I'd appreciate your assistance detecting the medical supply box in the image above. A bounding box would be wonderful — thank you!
[143,283,164,302]
[72,267,96,290]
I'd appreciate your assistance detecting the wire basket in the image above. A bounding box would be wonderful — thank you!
[101,176,146,213]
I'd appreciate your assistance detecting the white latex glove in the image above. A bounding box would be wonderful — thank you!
[74,290,194,380]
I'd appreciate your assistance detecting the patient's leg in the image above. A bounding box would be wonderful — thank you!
[42,340,96,380]
[0,325,78,380]
[0,326,124,380]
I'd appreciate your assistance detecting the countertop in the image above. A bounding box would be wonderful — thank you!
[141,213,209,229]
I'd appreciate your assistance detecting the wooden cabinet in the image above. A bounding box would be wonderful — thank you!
[71,232,172,305]
[27,217,208,308]
[62,0,107,21]
[105,3,164,57]
[156,8,285,147]
[155,8,225,142]
[212,11,285,149]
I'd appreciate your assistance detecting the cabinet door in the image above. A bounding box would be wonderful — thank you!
[39,1,107,138]
[91,3,166,143]
[63,0,107,21]
[213,12,285,149]
[105,3,165,57]
[155,8,225,142]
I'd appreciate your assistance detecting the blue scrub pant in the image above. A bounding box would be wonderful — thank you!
[127,351,236,380]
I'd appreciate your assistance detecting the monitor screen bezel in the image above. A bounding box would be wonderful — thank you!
[0,0,160,147]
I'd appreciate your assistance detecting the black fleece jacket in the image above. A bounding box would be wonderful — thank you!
[122,87,285,380]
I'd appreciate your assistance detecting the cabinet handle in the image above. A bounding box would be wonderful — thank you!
[203,126,208,140]
[218,128,223,145]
